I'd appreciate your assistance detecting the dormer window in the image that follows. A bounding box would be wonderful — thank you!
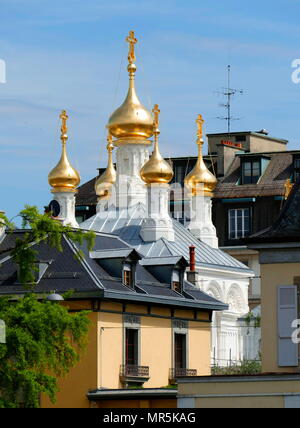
[172,269,183,294]
[123,263,134,288]
[240,156,270,185]
[241,159,261,184]
[293,156,300,183]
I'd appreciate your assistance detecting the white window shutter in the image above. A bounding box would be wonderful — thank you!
[278,285,298,367]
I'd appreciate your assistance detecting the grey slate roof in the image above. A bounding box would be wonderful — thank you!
[0,230,227,311]
[80,204,249,273]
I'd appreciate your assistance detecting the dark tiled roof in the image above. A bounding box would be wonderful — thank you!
[0,230,227,311]
[247,180,300,241]
[76,176,98,206]
[214,152,293,199]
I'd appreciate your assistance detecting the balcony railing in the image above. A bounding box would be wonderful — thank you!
[120,365,150,385]
[169,368,197,383]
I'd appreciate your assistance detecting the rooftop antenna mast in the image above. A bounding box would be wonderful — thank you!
[216,65,243,135]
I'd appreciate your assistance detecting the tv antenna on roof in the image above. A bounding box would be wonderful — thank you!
[215,65,243,135]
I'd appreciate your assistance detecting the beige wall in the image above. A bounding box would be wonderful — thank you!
[99,311,123,389]
[178,377,300,408]
[42,300,212,407]
[261,263,300,373]
[141,317,172,387]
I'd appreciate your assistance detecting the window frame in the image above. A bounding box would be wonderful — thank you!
[241,158,262,184]
[228,207,251,240]
[293,156,300,183]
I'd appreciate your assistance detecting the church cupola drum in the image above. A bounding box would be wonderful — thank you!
[48,110,80,228]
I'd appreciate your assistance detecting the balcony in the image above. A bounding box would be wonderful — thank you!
[169,368,197,384]
[120,365,150,386]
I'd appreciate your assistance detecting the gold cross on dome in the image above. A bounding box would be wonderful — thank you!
[126,31,137,64]
[196,114,204,140]
[106,132,114,151]
[152,104,160,129]
[60,110,68,142]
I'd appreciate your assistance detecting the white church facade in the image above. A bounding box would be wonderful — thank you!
[47,31,257,367]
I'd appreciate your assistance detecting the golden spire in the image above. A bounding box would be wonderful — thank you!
[106,31,153,142]
[140,104,174,185]
[95,133,117,200]
[184,114,217,196]
[48,110,80,193]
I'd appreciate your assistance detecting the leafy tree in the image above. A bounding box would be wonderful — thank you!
[0,206,95,407]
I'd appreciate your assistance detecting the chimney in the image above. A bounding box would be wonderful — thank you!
[187,245,199,286]
[189,245,196,272]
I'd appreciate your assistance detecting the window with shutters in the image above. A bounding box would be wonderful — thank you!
[277,285,298,367]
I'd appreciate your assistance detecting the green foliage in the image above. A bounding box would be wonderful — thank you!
[0,206,95,407]
[244,311,261,329]
[211,359,262,376]
[3,205,95,287]
[0,294,90,408]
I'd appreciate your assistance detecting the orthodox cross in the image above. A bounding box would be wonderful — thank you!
[152,104,160,129]
[106,132,114,152]
[126,31,137,64]
[196,114,204,140]
[60,110,68,142]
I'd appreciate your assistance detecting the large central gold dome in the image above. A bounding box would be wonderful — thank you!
[106,32,153,142]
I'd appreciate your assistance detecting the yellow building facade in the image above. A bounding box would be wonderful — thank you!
[178,182,300,408]
[41,300,212,408]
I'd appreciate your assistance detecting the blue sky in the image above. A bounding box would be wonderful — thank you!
[1,0,300,221]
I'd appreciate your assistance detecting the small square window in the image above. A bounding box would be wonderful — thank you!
[172,282,182,293]
[241,159,261,184]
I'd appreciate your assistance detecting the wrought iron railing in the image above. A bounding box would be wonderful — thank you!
[169,368,197,380]
[120,365,150,379]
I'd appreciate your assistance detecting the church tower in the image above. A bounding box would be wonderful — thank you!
[48,110,80,227]
[140,104,175,242]
[184,115,218,248]
[106,31,153,208]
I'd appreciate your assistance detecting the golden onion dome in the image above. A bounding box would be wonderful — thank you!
[95,134,116,200]
[106,31,153,142]
[140,105,173,185]
[48,110,80,193]
[184,114,217,196]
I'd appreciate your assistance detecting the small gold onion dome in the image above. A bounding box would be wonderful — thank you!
[140,105,173,185]
[48,110,80,193]
[95,134,116,200]
[106,31,153,141]
[184,114,217,196]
